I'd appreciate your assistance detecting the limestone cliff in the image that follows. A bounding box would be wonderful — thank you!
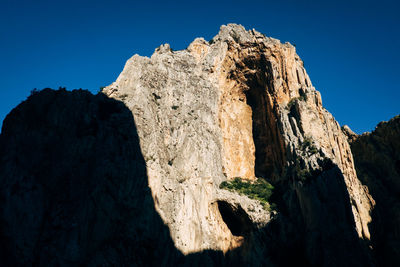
[0,24,391,266]
[103,24,374,262]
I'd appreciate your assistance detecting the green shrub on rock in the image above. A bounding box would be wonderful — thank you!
[219,177,275,211]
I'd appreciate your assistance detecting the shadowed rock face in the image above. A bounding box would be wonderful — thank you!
[348,116,400,266]
[0,89,181,266]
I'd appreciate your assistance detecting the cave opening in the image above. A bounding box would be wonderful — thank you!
[217,201,253,236]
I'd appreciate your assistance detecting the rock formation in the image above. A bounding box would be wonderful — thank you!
[0,24,397,266]
[103,23,374,263]
[346,116,400,266]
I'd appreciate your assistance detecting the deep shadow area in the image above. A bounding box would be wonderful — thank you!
[217,201,252,236]
[350,116,400,266]
[259,164,375,267]
[0,88,183,266]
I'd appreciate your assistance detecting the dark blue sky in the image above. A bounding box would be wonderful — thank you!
[1,0,399,133]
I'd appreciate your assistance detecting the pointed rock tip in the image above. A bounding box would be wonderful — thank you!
[342,125,358,140]
[209,23,284,47]
[155,43,172,54]
[212,23,254,44]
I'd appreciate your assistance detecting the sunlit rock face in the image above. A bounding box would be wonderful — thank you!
[103,23,375,263]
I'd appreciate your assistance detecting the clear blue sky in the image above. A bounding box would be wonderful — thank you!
[1,0,399,133]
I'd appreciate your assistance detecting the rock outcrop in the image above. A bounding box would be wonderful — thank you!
[1,24,392,266]
[102,24,375,265]
[347,116,400,266]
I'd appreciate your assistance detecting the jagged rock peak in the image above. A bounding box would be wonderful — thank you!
[210,24,290,47]
[155,43,172,54]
